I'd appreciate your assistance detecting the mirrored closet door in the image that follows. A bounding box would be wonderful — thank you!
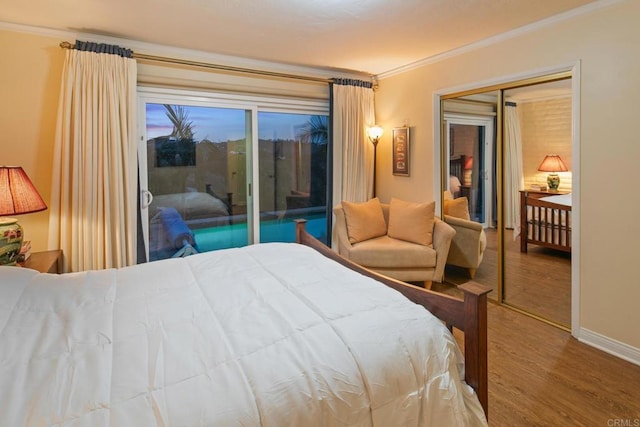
[502,79,573,328]
[440,73,574,329]
[442,95,498,302]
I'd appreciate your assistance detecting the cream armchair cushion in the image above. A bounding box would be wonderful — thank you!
[348,236,437,268]
[444,197,471,221]
[387,198,435,246]
[342,197,387,243]
[333,201,455,288]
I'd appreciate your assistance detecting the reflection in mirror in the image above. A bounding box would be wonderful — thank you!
[503,79,572,328]
[437,76,573,331]
[439,93,499,301]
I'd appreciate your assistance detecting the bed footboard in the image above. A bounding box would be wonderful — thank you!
[294,219,490,416]
[520,190,572,253]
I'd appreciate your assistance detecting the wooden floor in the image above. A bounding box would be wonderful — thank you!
[442,227,571,327]
[481,304,640,425]
[436,229,640,424]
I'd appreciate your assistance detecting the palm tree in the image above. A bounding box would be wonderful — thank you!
[157,105,196,167]
[163,104,194,140]
[297,115,328,207]
[299,115,328,144]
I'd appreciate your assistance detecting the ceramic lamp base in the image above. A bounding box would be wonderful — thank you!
[547,173,560,191]
[0,217,24,266]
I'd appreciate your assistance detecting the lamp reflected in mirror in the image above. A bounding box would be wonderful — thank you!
[463,156,473,186]
[537,154,568,191]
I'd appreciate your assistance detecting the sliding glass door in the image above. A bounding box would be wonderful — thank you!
[257,113,328,243]
[141,102,251,261]
[444,113,495,228]
[138,88,329,262]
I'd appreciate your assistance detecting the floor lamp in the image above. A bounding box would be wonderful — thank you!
[367,125,383,197]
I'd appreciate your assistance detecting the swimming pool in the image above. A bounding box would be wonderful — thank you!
[193,214,328,252]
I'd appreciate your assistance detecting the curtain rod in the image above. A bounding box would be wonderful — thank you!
[59,41,342,84]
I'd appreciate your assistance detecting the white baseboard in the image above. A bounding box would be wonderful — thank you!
[577,328,640,367]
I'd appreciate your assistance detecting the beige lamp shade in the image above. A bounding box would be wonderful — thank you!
[367,125,383,144]
[449,175,462,194]
[537,155,568,173]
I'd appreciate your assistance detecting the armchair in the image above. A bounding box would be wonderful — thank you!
[442,191,487,279]
[333,200,455,289]
[444,215,487,279]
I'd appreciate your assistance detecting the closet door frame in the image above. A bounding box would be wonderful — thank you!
[433,63,580,335]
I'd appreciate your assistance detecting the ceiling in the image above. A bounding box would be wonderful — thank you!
[1,0,601,75]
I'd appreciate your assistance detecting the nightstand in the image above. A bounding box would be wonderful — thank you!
[19,250,63,274]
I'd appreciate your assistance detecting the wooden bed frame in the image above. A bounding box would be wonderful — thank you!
[520,190,572,253]
[294,219,491,416]
[450,154,466,183]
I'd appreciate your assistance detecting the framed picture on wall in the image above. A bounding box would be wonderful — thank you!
[392,127,410,176]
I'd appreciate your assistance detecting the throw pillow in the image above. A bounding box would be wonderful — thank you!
[341,198,387,244]
[444,197,471,221]
[387,198,435,246]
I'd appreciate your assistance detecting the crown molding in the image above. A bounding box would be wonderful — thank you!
[0,20,72,40]
[0,21,370,82]
[376,0,628,80]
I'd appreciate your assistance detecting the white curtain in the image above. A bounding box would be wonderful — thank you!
[504,102,524,238]
[48,46,137,272]
[332,80,375,204]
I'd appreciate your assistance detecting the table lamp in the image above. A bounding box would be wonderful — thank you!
[463,156,473,186]
[0,166,47,265]
[537,154,568,191]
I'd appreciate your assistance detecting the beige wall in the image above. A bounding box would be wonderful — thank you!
[0,30,64,252]
[519,97,573,191]
[1,1,638,355]
[375,0,640,352]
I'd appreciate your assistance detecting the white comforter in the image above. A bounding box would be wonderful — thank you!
[538,193,571,207]
[0,243,487,426]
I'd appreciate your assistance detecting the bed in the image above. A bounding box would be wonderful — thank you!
[150,191,230,229]
[520,190,572,253]
[0,222,489,426]
[449,155,466,185]
[149,192,232,259]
